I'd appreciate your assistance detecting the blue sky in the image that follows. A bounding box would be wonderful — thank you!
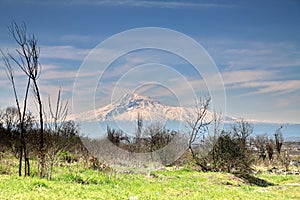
[0,0,300,123]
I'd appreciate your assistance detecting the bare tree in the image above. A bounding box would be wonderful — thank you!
[0,107,19,133]
[280,150,290,171]
[231,118,253,149]
[1,22,36,176]
[211,111,222,140]
[210,111,223,168]
[186,96,211,159]
[1,21,45,177]
[266,139,274,161]
[107,126,128,147]
[275,126,283,155]
[251,133,275,163]
[135,113,143,152]
[0,107,20,157]
[144,122,177,152]
[1,54,30,176]
[252,134,268,160]
[44,88,78,180]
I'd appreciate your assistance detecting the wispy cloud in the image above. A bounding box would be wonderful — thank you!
[220,69,300,96]
[222,69,276,85]
[41,45,90,61]
[2,0,235,9]
[40,64,77,81]
[59,35,97,44]
[203,39,300,70]
[275,93,299,109]
[86,0,235,9]
[235,80,300,96]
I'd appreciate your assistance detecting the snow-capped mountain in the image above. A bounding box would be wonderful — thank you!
[68,93,300,141]
[69,93,215,123]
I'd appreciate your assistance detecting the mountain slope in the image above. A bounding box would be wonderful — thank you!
[69,93,215,123]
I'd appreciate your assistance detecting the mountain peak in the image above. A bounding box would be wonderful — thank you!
[118,92,152,102]
[114,93,158,111]
[69,92,215,123]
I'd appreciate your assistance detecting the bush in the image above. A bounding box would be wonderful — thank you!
[58,151,76,163]
[210,131,253,173]
[0,164,10,175]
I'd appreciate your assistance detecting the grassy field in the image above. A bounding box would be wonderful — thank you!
[1,164,300,200]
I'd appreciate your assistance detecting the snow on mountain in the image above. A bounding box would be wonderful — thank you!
[69,93,215,123]
[67,93,300,141]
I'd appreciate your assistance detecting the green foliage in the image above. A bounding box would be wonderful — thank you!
[211,131,253,173]
[191,119,255,173]
[0,165,9,175]
[57,151,75,163]
[30,179,50,189]
[1,169,300,200]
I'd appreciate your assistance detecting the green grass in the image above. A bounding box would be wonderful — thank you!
[1,166,300,200]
